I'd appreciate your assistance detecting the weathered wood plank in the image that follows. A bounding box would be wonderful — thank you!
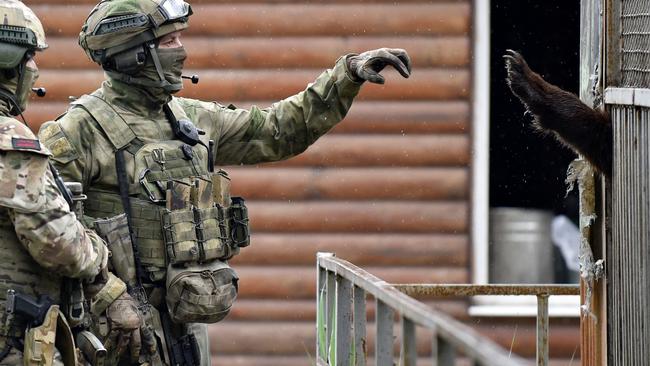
[228,299,469,322]
[235,266,469,299]
[263,135,469,167]
[246,201,467,233]
[229,233,468,266]
[35,4,471,37]
[227,167,468,200]
[211,356,579,366]
[41,36,470,69]
[209,321,580,357]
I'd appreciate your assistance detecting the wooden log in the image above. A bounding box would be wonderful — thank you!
[24,101,470,135]
[228,299,469,322]
[41,36,469,70]
[245,201,467,233]
[235,266,469,299]
[260,135,469,167]
[333,101,469,134]
[210,321,580,357]
[227,167,468,200]
[229,233,468,266]
[211,356,580,366]
[35,68,469,102]
[30,0,468,4]
[35,4,470,37]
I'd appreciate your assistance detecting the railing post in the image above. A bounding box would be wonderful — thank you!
[354,285,367,365]
[431,326,438,366]
[437,337,456,366]
[336,276,353,365]
[537,294,550,366]
[316,253,332,362]
[375,299,394,366]
[317,267,327,361]
[400,317,417,366]
[326,269,336,362]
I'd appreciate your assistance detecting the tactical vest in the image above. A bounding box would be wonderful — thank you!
[69,94,247,282]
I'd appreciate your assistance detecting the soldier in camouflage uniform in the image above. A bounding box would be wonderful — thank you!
[0,1,110,364]
[38,0,411,364]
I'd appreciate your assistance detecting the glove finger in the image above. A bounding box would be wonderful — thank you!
[375,49,410,79]
[103,329,120,354]
[116,332,132,359]
[386,48,412,75]
[358,66,385,84]
[130,329,142,362]
[140,324,158,355]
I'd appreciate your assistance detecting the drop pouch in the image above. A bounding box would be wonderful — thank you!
[165,260,238,324]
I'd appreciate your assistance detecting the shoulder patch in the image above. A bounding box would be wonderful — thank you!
[12,138,41,151]
[38,122,79,164]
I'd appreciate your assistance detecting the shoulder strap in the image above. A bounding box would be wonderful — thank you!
[168,97,190,121]
[70,94,137,151]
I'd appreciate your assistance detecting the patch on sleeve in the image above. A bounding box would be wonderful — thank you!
[11,137,41,151]
[39,122,79,164]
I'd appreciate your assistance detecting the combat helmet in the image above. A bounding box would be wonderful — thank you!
[79,0,192,92]
[0,0,48,115]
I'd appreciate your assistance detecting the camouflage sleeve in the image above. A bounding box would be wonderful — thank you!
[213,56,362,165]
[3,151,108,279]
[38,109,91,187]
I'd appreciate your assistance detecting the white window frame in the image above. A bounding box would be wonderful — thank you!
[469,0,579,317]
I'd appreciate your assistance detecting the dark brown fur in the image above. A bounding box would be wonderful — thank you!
[504,50,612,177]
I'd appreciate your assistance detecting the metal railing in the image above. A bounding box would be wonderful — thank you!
[316,253,580,366]
[394,284,580,366]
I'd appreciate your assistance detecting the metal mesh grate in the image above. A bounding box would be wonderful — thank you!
[609,105,650,365]
[620,0,650,87]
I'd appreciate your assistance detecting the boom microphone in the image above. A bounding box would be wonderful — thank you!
[31,87,46,97]
[182,75,199,84]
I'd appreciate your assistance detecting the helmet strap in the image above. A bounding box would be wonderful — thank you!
[104,42,182,93]
[0,58,28,116]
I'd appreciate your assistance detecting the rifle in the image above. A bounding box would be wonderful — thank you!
[49,164,107,365]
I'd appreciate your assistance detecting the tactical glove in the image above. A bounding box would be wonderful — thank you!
[346,48,412,84]
[104,292,146,364]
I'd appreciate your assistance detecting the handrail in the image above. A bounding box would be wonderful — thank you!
[393,283,580,365]
[316,252,531,366]
[393,284,580,297]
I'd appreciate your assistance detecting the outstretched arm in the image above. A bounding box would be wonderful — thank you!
[504,49,612,176]
[211,49,411,165]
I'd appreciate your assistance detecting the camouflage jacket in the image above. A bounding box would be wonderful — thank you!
[0,114,108,280]
[40,57,361,190]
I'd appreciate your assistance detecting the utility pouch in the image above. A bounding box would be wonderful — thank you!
[93,214,137,288]
[162,208,200,264]
[165,260,238,324]
[194,206,229,261]
[210,170,231,207]
[23,305,59,366]
[229,197,250,249]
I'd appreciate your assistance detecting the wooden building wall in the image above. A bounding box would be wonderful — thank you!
[25,0,579,364]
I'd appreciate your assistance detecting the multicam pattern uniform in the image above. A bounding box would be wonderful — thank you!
[0,116,108,363]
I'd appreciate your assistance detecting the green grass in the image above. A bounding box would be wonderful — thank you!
[317,285,361,365]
